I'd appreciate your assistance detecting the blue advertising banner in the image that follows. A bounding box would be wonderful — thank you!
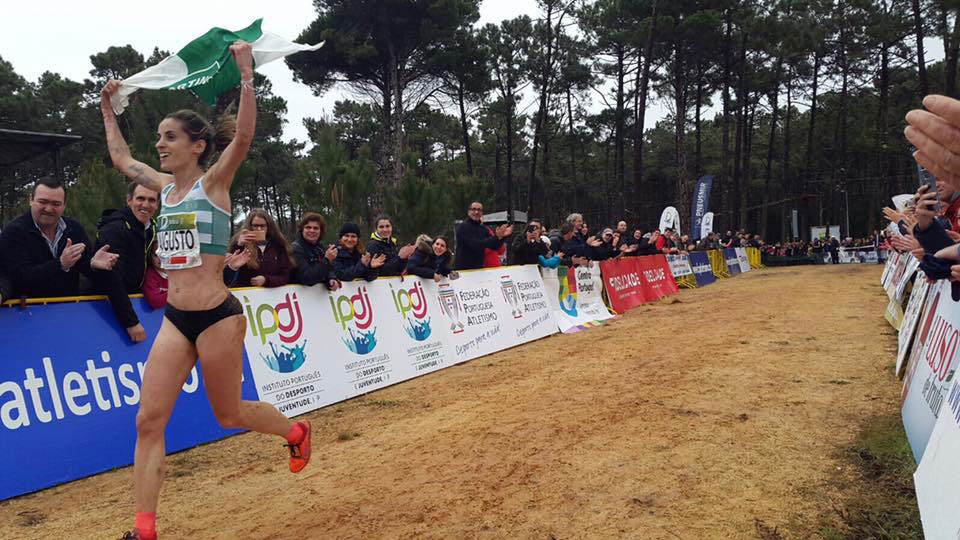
[723,248,741,277]
[0,297,258,500]
[688,252,716,287]
[690,175,713,241]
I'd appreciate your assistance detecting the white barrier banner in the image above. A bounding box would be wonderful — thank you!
[735,247,751,273]
[442,265,556,363]
[886,253,917,302]
[901,281,959,461]
[666,254,693,277]
[237,288,345,416]
[897,272,931,376]
[914,377,960,539]
[541,264,614,333]
[881,251,900,288]
[239,266,557,416]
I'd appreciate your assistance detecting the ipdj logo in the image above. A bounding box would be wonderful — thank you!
[329,286,378,354]
[391,281,432,341]
[559,271,578,317]
[243,293,306,373]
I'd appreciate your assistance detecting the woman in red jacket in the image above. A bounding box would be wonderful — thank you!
[224,209,294,287]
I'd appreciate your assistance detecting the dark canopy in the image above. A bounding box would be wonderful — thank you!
[0,128,81,168]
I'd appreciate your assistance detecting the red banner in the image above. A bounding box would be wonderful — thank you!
[600,257,647,313]
[637,255,680,301]
[599,255,679,312]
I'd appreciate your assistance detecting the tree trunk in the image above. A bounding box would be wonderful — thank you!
[634,0,659,214]
[527,3,556,218]
[721,8,732,231]
[458,83,473,176]
[615,44,626,209]
[695,61,704,177]
[506,104,515,222]
[762,89,779,241]
[732,30,748,230]
[387,44,404,198]
[945,8,960,97]
[742,96,756,229]
[913,0,929,96]
[805,50,820,209]
[673,43,690,230]
[567,87,579,211]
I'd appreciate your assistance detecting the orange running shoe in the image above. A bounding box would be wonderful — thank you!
[286,420,312,473]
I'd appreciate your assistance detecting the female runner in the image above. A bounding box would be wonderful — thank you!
[101,41,311,540]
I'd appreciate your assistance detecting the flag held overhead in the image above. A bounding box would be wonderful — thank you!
[110,19,322,115]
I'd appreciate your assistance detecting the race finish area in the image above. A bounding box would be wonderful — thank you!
[0,265,896,539]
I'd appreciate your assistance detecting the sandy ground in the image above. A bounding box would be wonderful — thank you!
[0,264,901,539]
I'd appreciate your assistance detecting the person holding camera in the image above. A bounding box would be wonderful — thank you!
[510,223,562,267]
[224,209,293,288]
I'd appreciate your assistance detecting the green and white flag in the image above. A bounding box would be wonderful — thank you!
[110,19,321,115]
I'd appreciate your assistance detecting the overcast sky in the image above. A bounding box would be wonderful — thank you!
[1,2,945,145]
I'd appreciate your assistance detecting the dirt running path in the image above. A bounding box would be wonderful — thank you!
[0,265,900,539]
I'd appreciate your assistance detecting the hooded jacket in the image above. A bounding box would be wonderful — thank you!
[406,236,453,279]
[291,233,334,287]
[366,232,407,277]
[0,211,97,298]
[95,207,156,328]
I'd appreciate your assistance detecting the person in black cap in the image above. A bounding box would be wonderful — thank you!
[332,222,382,281]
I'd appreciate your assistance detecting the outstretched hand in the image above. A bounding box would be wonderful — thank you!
[225,248,252,271]
[91,245,119,271]
[905,95,960,192]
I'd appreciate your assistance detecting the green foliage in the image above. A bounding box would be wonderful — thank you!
[0,0,956,245]
[68,159,128,233]
[819,414,922,539]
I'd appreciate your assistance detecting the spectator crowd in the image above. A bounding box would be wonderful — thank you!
[1,175,857,342]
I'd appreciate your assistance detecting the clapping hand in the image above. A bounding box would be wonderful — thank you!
[398,245,416,259]
[225,248,252,271]
[361,252,372,267]
[370,254,387,269]
[90,244,119,271]
[325,245,338,261]
[59,238,86,271]
[882,207,902,224]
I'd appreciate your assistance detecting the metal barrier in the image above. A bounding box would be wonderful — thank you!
[707,249,730,278]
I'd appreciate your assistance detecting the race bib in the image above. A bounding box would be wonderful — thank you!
[157,212,202,270]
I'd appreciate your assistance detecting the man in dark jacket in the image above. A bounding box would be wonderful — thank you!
[290,212,340,289]
[454,202,512,270]
[94,183,158,343]
[0,270,12,304]
[0,177,118,299]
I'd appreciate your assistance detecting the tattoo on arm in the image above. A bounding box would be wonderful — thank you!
[129,164,158,190]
